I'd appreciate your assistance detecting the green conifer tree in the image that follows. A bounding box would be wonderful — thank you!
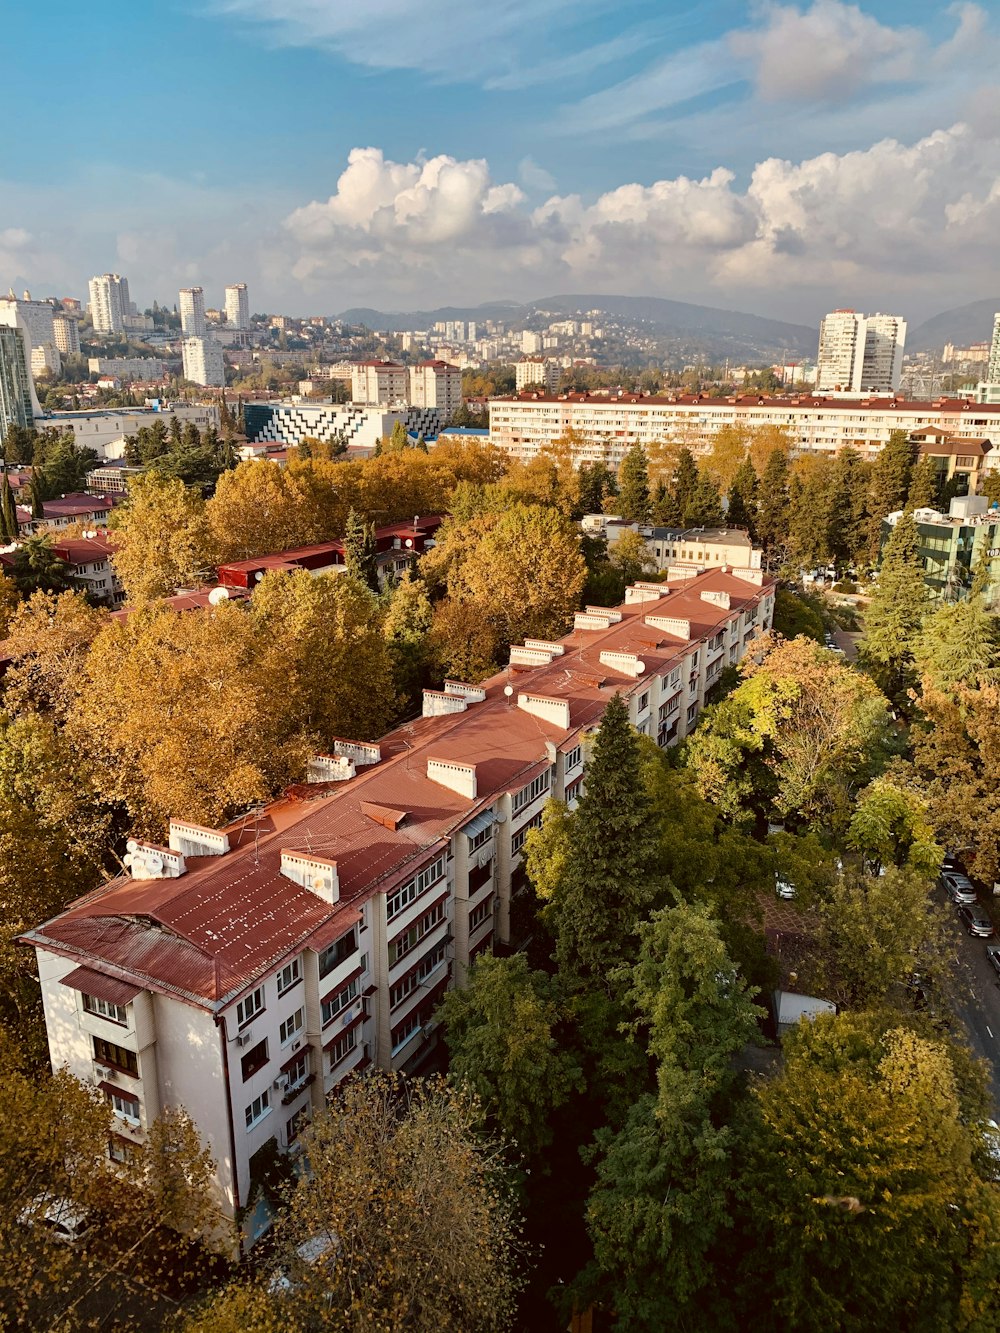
[860,510,928,701]
[726,456,759,536]
[671,448,699,523]
[756,449,791,564]
[617,445,651,523]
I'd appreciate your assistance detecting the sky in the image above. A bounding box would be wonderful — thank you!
[2,0,999,325]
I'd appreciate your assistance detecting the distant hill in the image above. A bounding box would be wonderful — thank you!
[908,299,1000,354]
[337,294,817,362]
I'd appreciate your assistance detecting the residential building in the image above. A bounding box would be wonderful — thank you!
[0,533,122,606]
[182,336,225,388]
[244,401,445,457]
[584,516,762,572]
[515,357,560,393]
[53,314,81,357]
[14,491,116,536]
[909,427,992,495]
[179,288,207,338]
[815,310,906,393]
[88,274,131,335]
[0,324,38,445]
[47,405,219,461]
[521,331,544,354]
[0,291,57,356]
[351,360,408,406]
[988,313,1000,386]
[489,392,1000,471]
[22,563,775,1247]
[408,360,463,418]
[883,495,1000,604]
[225,284,250,331]
[88,357,166,382]
[31,343,61,377]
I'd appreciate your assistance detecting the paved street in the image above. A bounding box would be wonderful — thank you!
[946,901,1000,1109]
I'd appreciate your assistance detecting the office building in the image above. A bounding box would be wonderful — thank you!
[816,310,906,394]
[182,336,225,387]
[179,287,207,338]
[88,274,131,335]
[22,563,774,1246]
[225,284,250,331]
[584,516,763,572]
[53,314,81,357]
[351,360,408,406]
[515,357,561,393]
[489,392,1000,471]
[408,360,463,418]
[883,495,1000,604]
[0,324,37,445]
[49,405,219,461]
[245,401,445,456]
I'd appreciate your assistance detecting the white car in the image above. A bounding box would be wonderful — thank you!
[268,1231,339,1295]
[775,875,797,901]
[18,1194,92,1243]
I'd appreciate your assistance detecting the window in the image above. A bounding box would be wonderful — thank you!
[388,900,446,966]
[512,769,550,815]
[318,928,358,979]
[280,1008,304,1046]
[327,1026,358,1071]
[511,811,544,855]
[83,994,128,1025]
[467,823,493,853]
[108,1136,133,1164]
[391,1010,422,1055]
[564,744,582,771]
[321,976,359,1027]
[283,1050,309,1089]
[93,1037,138,1076]
[108,1090,140,1125]
[276,958,301,996]
[236,987,264,1028]
[565,777,582,805]
[241,1038,269,1081]
[637,691,650,713]
[390,940,447,1009]
[245,1090,271,1131]
[386,855,447,921]
[469,895,494,934]
[686,702,699,723]
[286,1106,309,1145]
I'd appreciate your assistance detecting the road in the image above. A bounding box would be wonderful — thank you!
[946,899,1000,1109]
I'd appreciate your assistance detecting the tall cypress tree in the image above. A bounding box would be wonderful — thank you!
[865,429,917,560]
[617,445,650,523]
[756,449,790,562]
[671,449,699,524]
[0,473,18,542]
[860,510,927,701]
[343,507,380,593]
[726,456,759,536]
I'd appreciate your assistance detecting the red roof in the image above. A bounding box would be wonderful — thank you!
[496,391,1000,415]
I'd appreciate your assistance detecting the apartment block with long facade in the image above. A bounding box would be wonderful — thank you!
[23,564,774,1250]
[489,392,1000,471]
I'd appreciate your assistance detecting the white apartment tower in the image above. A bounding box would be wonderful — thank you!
[515,357,561,393]
[53,314,81,357]
[88,274,131,335]
[987,313,1000,386]
[179,287,207,338]
[182,336,225,387]
[225,283,250,331]
[816,310,906,394]
[408,360,463,418]
[351,360,409,405]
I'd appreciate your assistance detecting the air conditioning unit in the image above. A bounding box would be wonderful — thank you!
[94,1064,114,1080]
[291,1038,302,1052]
[273,1074,290,1092]
[235,1031,254,1047]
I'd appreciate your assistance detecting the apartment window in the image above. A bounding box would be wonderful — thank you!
[286,1106,309,1145]
[283,1050,309,1089]
[236,987,264,1029]
[469,895,494,934]
[565,777,582,805]
[108,1090,140,1125]
[389,900,446,967]
[637,691,650,713]
[390,940,447,1009]
[321,976,360,1027]
[318,928,358,979]
[241,1038,269,1082]
[391,1010,422,1055]
[386,855,447,921]
[564,744,582,771]
[279,1008,304,1046]
[276,958,301,996]
[108,1136,133,1164]
[467,823,493,853]
[686,702,699,724]
[512,769,550,815]
[83,994,128,1026]
[327,1026,358,1071]
[245,1090,271,1131]
[512,811,544,855]
[93,1037,138,1077]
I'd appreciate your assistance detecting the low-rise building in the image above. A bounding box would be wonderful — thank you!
[23,565,775,1248]
[45,405,220,461]
[88,357,166,382]
[244,401,444,456]
[910,427,993,494]
[584,515,762,572]
[883,495,1000,604]
[16,491,116,535]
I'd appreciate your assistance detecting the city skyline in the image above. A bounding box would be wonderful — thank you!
[1,1,999,321]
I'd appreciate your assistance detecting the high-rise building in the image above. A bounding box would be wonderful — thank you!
[0,324,37,447]
[351,360,409,405]
[181,336,225,387]
[53,314,81,357]
[179,287,207,338]
[408,360,463,418]
[515,357,560,392]
[88,274,131,335]
[31,343,61,377]
[225,283,249,331]
[986,313,1000,385]
[816,310,906,393]
[521,330,544,354]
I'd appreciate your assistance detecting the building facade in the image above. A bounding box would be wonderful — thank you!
[88,274,131,335]
[47,405,220,461]
[245,401,445,455]
[408,360,463,418]
[816,310,906,394]
[89,357,166,382]
[351,361,409,406]
[53,314,81,357]
[0,325,36,445]
[179,288,207,338]
[0,292,57,358]
[23,565,775,1248]
[883,496,1000,604]
[515,358,561,393]
[225,284,249,331]
[585,516,763,572]
[489,392,1000,471]
[182,336,225,388]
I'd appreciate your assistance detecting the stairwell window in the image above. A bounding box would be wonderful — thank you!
[321,976,359,1028]
[276,958,301,996]
[236,987,264,1029]
[279,1008,304,1047]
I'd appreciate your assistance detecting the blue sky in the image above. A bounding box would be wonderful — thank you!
[2,0,999,323]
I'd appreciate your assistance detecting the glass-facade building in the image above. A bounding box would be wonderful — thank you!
[883,510,1000,605]
[0,325,34,448]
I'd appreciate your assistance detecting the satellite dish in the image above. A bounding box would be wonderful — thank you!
[83,529,97,539]
[208,586,230,605]
[145,854,163,873]
[254,570,265,582]
[503,684,514,698]
[404,538,413,548]
[635,660,646,673]
[126,839,138,854]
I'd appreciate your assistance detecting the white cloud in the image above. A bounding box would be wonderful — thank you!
[518,157,557,193]
[275,127,1000,316]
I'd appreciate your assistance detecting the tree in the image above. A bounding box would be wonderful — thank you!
[741,1013,1000,1333]
[865,429,917,560]
[703,423,750,494]
[859,511,927,701]
[439,954,583,1160]
[342,506,380,592]
[911,564,1000,693]
[725,456,758,536]
[2,590,105,720]
[382,572,435,716]
[671,448,700,523]
[243,1073,526,1332]
[7,534,75,598]
[617,445,650,523]
[578,461,615,515]
[0,471,18,541]
[756,448,791,563]
[609,529,656,587]
[582,903,762,1330]
[682,472,724,528]
[30,432,98,500]
[847,775,942,875]
[428,596,505,684]
[907,453,938,511]
[110,473,213,604]
[206,461,325,562]
[772,587,825,642]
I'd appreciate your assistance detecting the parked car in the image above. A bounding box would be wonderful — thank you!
[939,870,978,905]
[958,903,995,938]
[987,946,1000,981]
[18,1194,92,1243]
[775,874,796,901]
[268,1231,339,1296]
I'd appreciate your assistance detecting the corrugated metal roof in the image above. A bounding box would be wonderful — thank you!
[61,965,140,1006]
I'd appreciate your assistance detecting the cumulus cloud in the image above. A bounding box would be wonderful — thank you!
[277,127,1000,312]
